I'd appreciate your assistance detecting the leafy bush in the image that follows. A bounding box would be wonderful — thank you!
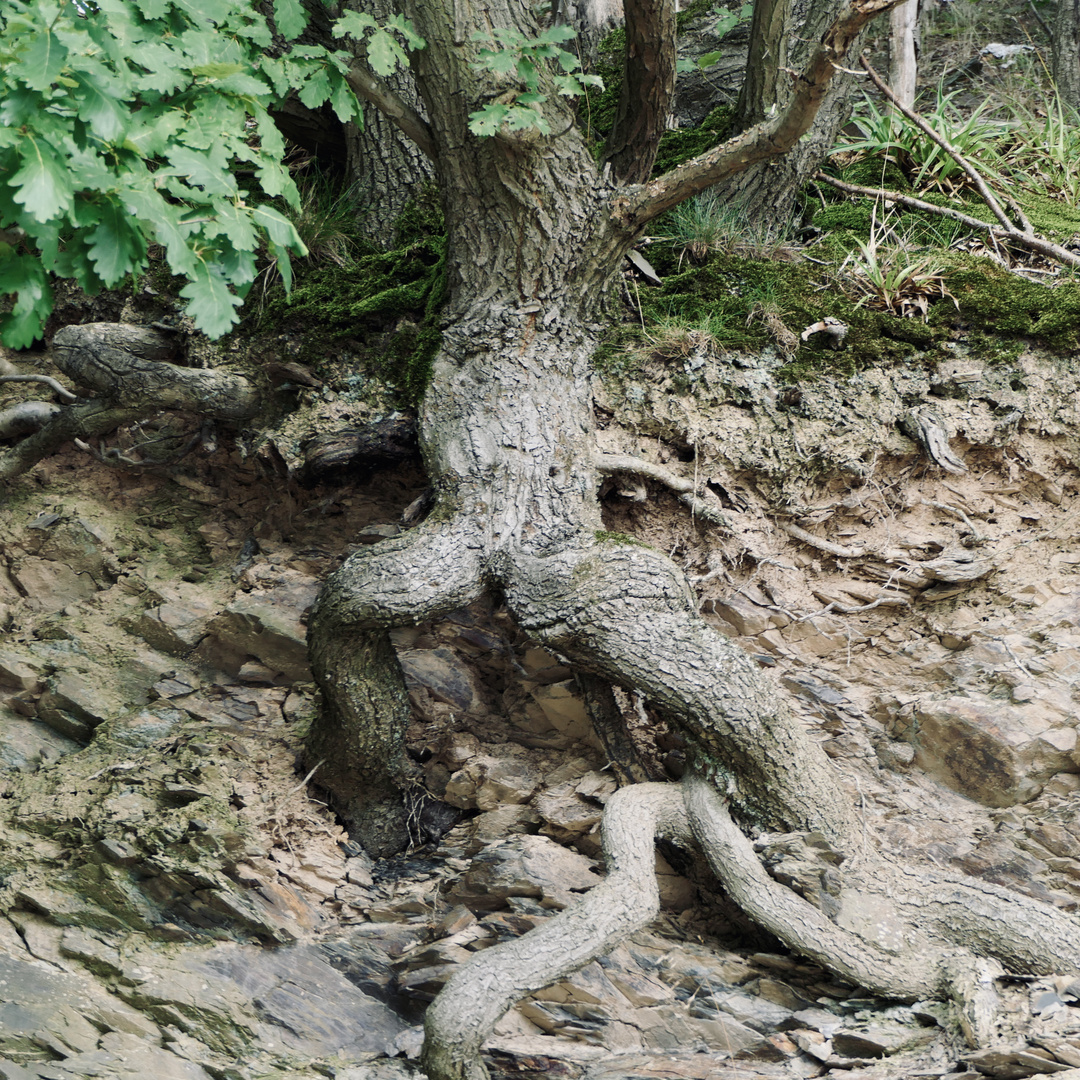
[0,0,420,344]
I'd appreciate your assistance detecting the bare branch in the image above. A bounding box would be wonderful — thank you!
[813,172,1080,269]
[0,374,78,403]
[345,60,438,160]
[603,0,677,183]
[611,0,905,228]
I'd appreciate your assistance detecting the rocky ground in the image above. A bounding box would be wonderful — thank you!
[4,309,1080,1080]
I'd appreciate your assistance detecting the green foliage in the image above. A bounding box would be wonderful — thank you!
[256,168,369,298]
[836,89,1012,190]
[840,235,956,321]
[997,95,1080,206]
[0,0,382,345]
[655,188,792,266]
[332,11,425,77]
[468,25,602,136]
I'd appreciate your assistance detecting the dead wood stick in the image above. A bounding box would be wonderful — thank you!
[859,56,1017,233]
[813,173,1080,270]
[776,520,866,558]
[799,595,910,621]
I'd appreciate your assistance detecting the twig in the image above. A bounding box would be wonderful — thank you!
[0,374,78,403]
[813,172,1080,269]
[798,595,910,622]
[1028,0,1052,41]
[860,56,1018,234]
[288,759,324,796]
[993,636,1033,679]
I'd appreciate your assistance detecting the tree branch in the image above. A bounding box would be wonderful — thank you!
[859,56,1017,232]
[344,60,438,160]
[602,0,677,184]
[612,0,905,228]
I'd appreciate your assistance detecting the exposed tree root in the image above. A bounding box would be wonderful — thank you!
[307,524,485,855]
[596,452,731,526]
[421,783,691,1080]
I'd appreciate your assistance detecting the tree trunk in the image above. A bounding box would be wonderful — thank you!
[889,0,919,113]
[733,0,790,129]
[1054,0,1080,109]
[711,0,874,226]
[341,0,435,243]
[300,1,1080,1076]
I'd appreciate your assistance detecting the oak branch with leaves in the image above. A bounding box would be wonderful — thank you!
[0,0,425,343]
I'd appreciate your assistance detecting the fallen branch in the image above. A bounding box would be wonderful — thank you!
[815,173,1080,269]
[597,452,731,526]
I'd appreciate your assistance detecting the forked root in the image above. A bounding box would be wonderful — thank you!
[420,782,690,1080]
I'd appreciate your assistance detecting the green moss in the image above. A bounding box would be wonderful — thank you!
[934,259,1080,347]
[1013,190,1080,241]
[676,0,720,25]
[393,182,446,246]
[652,105,734,176]
[594,529,653,549]
[256,236,445,404]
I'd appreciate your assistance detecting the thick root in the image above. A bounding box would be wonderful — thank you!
[506,542,859,844]
[51,323,259,419]
[1,323,261,481]
[307,523,485,856]
[682,773,933,1000]
[420,783,690,1080]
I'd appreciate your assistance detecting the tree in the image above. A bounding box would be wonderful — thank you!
[8,3,1080,1080]
[708,0,881,225]
[300,3,1080,1079]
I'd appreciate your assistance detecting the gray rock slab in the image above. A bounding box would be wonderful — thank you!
[0,714,80,771]
[0,949,161,1062]
[192,941,410,1058]
[203,584,317,682]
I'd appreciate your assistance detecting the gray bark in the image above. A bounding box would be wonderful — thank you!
[0,324,260,481]
[889,0,919,112]
[733,0,790,129]
[710,0,880,226]
[1054,0,1080,109]
[342,0,435,243]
